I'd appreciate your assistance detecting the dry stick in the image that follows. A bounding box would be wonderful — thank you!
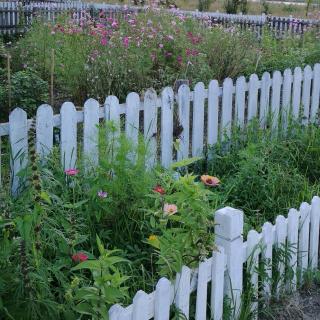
[50,49,54,107]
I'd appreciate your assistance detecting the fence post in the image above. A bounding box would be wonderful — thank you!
[215,207,244,314]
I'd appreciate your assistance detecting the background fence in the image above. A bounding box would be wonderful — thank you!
[0,1,319,35]
[0,63,320,195]
[107,197,320,319]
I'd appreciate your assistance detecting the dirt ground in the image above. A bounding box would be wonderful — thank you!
[261,285,320,320]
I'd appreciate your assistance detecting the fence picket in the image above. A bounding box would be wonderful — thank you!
[207,80,219,145]
[292,67,302,119]
[177,84,190,160]
[221,78,233,140]
[161,87,174,168]
[83,98,99,169]
[275,215,287,297]
[248,74,259,121]
[309,196,320,269]
[302,65,313,124]
[155,278,172,320]
[235,76,246,127]
[246,230,260,318]
[36,104,53,160]
[175,266,191,318]
[262,222,273,298]
[281,69,292,130]
[109,304,125,320]
[192,82,205,157]
[144,89,158,168]
[287,208,299,290]
[310,63,320,122]
[60,102,77,170]
[259,72,271,127]
[9,108,28,196]
[195,259,209,320]
[271,71,282,130]
[298,202,311,281]
[132,291,149,320]
[211,247,225,320]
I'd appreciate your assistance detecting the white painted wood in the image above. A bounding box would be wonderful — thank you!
[259,72,271,127]
[235,76,246,127]
[262,222,273,298]
[144,89,158,168]
[36,104,53,160]
[125,92,140,162]
[9,108,28,196]
[177,84,190,160]
[248,74,259,121]
[246,230,260,319]
[302,65,313,124]
[155,278,172,320]
[215,207,244,313]
[309,196,320,269]
[275,215,287,297]
[195,259,209,320]
[192,82,205,157]
[83,98,99,169]
[298,202,311,281]
[105,95,120,129]
[161,87,174,168]
[175,266,191,319]
[310,64,320,122]
[211,247,225,320]
[281,69,292,130]
[221,78,233,140]
[132,290,149,320]
[109,304,126,320]
[287,208,299,290]
[207,80,219,145]
[271,71,282,131]
[292,67,302,119]
[60,102,77,170]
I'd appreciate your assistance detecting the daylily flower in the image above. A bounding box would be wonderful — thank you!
[201,175,220,187]
[153,185,165,195]
[65,169,79,176]
[72,252,88,263]
[163,203,178,216]
[97,190,108,198]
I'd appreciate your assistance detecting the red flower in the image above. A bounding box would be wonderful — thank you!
[153,185,165,195]
[72,252,88,263]
[65,169,79,176]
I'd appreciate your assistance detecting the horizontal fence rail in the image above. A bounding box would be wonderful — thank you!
[108,197,320,319]
[0,1,319,35]
[0,63,320,195]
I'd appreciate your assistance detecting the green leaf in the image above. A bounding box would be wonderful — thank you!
[71,260,101,272]
[40,191,52,204]
[73,302,94,315]
[170,156,202,169]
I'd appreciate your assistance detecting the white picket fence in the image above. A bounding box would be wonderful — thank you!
[107,197,320,320]
[0,63,320,195]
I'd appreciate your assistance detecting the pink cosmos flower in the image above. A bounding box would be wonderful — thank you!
[64,169,79,176]
[97,190,108,198]
[100,37,108,46]
[123,36,129,48]
[163,204,178,216]
[72,252,88,263]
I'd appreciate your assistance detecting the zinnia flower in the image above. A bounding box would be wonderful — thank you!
[72,252,88,263]
[153,185,165,195]
[65,169,79,176]
[97,190,108,198]
[201,175,220,187]
[163,203,178,216]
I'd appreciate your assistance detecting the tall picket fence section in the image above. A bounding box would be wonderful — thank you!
[0,63,320,195]
[108,197,320,320]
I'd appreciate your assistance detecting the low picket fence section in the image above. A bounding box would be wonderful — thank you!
[0,63,320,195]
[0,1,319,35]
[107,197,320,319]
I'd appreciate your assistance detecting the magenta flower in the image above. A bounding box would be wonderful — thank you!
[123,36,129,48]
[65,169,79,176]
[97,190,108,198]
[100,37,107,46]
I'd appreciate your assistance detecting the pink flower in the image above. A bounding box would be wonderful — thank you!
[100,37,107,46]
[123,36,129,48]
[163,204,178,216]
[153,185,165,195]
[97,190,108,198]
[111,20,118,28]
[159,43,164,48]
[65,169,79,176]
[177,55,183,65]
[72,252,88,263]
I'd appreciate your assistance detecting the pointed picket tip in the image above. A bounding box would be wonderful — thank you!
[223,77,234,86]
[178,83,190,95]
[249,73,259,81]
[294,66,302,76]
[288,208,299,219]
[161,86,174,97]
[37,104,53,114]
[283,68,292,77]
[194,81,205,91]
[304,65,312,73]
[144,88,157,99]
[84,98,100,108]
[311,196,320,207]
[109,304,125,320]
[9,107,27,120]
[156,277,171,289]
[236,75,246,84]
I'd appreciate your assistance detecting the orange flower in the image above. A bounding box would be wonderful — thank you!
[201,175,220,187]
[163,203,178,216]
